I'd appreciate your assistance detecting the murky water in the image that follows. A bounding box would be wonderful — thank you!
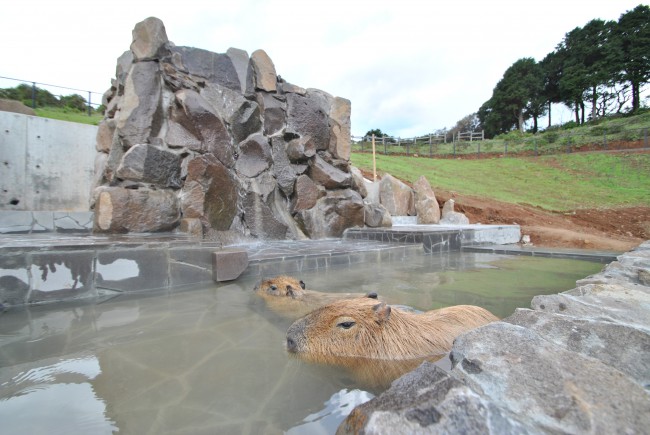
[0,252,603,434]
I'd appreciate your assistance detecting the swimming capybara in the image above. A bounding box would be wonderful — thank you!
[254,275,378,319]
[285,295,498,360]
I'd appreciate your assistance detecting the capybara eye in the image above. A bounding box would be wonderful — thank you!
[269,285,278,292]
[337,321,355,329]
[299,280,306,289]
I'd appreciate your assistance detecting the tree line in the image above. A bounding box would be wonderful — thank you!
[0,83,97,112]
[478,4,649,138]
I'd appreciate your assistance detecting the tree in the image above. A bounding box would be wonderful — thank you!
[478,58,544,136]
[615,4,650,112]
[558,19,618,123]
[540,50,565,127]
[365,128,388,139]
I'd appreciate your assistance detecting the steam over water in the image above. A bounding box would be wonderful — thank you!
[0,252,602,434]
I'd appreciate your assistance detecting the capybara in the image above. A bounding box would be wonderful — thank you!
[254,275,379,319]
[286,295,498,360]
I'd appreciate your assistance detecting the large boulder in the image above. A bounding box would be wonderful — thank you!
[449,322,650,434]
[116,144,181,188]
[296,189,364,238]
[440,199,470,225]
[250,49,277,92]
[180,154,238,232]
[413,175,440,224]
[115,61,163,147]
[94,187,180,233]
[130,16,170,61]
[379,173,415,216]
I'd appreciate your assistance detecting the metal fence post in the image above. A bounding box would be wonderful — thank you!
[31,82,36,108]
[383,136,386,155]
[603,129,607,150]
[534,139,538,156]
[429,134,432,157]
[477,141,480,157]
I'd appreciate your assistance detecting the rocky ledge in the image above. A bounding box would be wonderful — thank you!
[338,240,650,434]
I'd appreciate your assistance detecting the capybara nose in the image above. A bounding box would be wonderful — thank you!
[286,337,297,353]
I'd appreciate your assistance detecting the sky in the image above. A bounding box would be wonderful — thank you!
[1,0,646,138]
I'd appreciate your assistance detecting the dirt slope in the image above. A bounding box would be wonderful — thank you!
[436,191,649,251]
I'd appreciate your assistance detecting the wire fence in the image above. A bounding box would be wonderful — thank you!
[0,75,104,116]
[352,127,650,158]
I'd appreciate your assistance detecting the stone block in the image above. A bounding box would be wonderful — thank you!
[212,249,249,282]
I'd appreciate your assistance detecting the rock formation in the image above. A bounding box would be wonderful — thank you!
[91,17,389,240]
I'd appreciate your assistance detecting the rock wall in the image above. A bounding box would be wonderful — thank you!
[92,17,388,240]
[338,240,650,434]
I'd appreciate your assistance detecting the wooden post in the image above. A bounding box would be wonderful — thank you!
[372,134,377,182]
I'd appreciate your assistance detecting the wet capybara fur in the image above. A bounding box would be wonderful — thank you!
[286,295,498,360]
[254,275,377,319]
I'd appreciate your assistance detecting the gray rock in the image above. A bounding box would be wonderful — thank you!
[95,119,115,153]
[308,154,352,189]
[440,199,470,225]
[379,173,415,216]
[258,93,286,136]
[180,154,238,232]
[242,192,288,239]
[286,92,331,152]
[532,284,650,331]
[116,144,181,188]
[94,187,180,233]
[450,322,650,434]
[225,48,250,94]
[364,203,392,228]
[116,61,163,147]
[130,17,170,61]
[270,137,296,197]
[337,362,529,435]
[349,166,368,198]
[413,175,440,224]
[292,174,324,212]
[168,89,234,167]
[296,189,364,238]
[235,134,272,178]
[286,136,317,162]
[505,308,650,388]
[329,96,352,160]
[250,49,277,92]
[169,46,241,92]
[200,83,262,144]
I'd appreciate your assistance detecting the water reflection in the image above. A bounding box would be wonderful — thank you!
[0,355,117,434]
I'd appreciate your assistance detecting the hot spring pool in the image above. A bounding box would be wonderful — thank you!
[0,252,603,434]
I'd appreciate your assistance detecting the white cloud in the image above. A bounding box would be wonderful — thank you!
[0,0,643,137]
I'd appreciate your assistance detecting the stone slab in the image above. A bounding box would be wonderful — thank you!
[212,249,249,282]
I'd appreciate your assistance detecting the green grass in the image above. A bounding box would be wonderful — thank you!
[351,152,650,211]
[34,107,103,125]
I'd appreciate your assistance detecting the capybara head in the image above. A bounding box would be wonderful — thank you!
[254,275,306,299]
[286,295,497,360]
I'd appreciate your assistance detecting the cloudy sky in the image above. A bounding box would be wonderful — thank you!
[0,0,644,137]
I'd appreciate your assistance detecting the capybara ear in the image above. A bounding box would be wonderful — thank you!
[299,280,306,289]
[372,302,391,324]
[366,292,378,299]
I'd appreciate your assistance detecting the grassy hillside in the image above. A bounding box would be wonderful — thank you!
[34,107,103,125]
[350,152,650,211]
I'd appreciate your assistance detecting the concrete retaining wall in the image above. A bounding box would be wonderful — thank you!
[0,111,97,212]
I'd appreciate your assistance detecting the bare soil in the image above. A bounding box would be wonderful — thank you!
[436,191,649,251]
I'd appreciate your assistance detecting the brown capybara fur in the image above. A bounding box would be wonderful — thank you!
[286,295,498,360]
[254,275,377,319]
